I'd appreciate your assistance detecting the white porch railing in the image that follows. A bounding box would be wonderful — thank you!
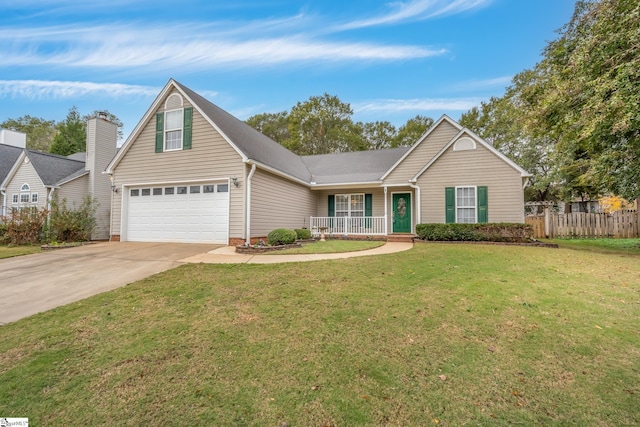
[310,216,386,236]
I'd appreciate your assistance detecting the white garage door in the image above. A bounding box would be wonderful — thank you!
[126,182,229,244]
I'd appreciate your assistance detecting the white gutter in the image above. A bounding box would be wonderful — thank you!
[408,182,421,233]
[1,190,6,216]
[245,163,257,245]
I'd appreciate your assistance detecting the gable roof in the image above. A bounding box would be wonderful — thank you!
[27,150,87,186]
[107,79,313,183]
[380,115,463,181]
[302,147,410,185]
[410,128,531,181]
[0,144,23,184]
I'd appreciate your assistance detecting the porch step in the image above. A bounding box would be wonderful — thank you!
[386,234,416,243]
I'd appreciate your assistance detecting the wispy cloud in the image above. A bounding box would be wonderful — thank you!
[337,0,492,30]
[0,17,443,71]
[353,97,481,113]
[0,80,161,99]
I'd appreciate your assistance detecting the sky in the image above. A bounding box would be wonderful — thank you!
[1,0,577,144]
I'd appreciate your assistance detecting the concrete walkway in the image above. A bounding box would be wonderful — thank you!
[180,242,413,264]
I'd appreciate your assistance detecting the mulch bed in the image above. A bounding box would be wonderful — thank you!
[413,239,558,248]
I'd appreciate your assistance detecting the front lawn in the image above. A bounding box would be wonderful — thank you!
[274,239,385,254]
[0,245,41,259]
[0,243,638,425]
[551,237,640,255]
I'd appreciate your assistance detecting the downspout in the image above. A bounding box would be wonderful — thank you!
[408,181,420,234]
[245,163,257,246]
[1,190,6,217]
[46,187,56,240]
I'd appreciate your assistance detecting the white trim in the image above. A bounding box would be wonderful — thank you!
[334,193,366,218]
[380,115,462,181]
[163,107,184,152]
[245,159,310,188]
[410,129,531,182]
[56,171,90,187]
[309,181,381,190]
[390,191,413,234]
[453,136,476,151]
[454,185,478,224]
[0,151,26,191]
[164,93,184,109]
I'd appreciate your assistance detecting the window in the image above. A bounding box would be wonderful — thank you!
[164,187,175,195]
[21,183,30,191]
[203,185,215,193]
[177,186,187,194]
[12,194,18,204]
[445,186,488,224]
[456,187,476,223]
[20,193,30,203]
[164,109,183,151]
[131,189,140,197]
[153,188,162,196]
[335,194,364,217]
[190,185,200,194]
[217,184,228,193]
[141,188,151,196]
[31,193,38,203]
[155,107,193,153]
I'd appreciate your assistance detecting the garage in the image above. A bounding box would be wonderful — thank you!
[125,182,229,244]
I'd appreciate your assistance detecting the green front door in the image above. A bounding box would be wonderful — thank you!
[392,193,411,233]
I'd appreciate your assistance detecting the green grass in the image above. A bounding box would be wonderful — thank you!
[550,238,640,255]
[274,239,385,254]
[1,242,639,426]
[0,245,41,259]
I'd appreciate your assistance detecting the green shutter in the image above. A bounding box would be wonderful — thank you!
[477,186,488,223]
[328,195,335,217]
[365,193,372,228]
[155,112,164,153]
[445,187,455,223]
[183,107,193,150]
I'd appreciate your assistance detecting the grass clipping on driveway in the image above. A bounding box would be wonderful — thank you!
[1,243,639,426]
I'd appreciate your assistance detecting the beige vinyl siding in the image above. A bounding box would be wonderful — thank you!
[111,89,245,239]
[86,118,117,240]
[384,121,459,184]
[315,188,386,217]
[250,168,316,236]
[57,175,89,209]
[5,161,47,210]
[418,142,525,223]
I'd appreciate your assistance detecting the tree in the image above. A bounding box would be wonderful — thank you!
[0,115,56,152]
[285,94,361,155]
[358,121,397,150]
[392,115,434,147]
[49,107,87,156]
[245,111,290,143]
[518,0,640,201]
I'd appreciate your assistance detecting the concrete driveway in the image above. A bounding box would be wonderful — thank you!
[0,242,219,325]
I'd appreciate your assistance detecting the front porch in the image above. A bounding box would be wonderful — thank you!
[309,216,414,241]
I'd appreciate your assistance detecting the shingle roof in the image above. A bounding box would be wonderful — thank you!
[0,144,23,184]
[27,150,86,186]
[174,81,313,183]
[302,147,410,184]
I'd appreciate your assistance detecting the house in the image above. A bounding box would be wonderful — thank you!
[106,79,530,245]
[0,115,117,240]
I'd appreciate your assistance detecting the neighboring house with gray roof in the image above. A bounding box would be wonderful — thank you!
[1,115,117,239]
[106,79,531,245]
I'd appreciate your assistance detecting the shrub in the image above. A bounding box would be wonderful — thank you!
[1,207,48,245]
[295,228,311,240]
[267,228,297,245]
[47,195,98,242]
[415,223,533,243]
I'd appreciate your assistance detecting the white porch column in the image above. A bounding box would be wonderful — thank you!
[384,186,388,235]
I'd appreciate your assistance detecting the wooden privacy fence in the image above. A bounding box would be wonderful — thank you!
[526,210,640,238]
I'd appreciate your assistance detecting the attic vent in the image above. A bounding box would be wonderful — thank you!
[453,137,476,151]
[165,93,184,110]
